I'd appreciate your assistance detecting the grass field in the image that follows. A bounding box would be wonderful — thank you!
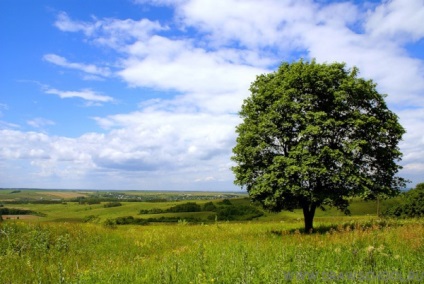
[1,189,423,283]
[1,219,423,283]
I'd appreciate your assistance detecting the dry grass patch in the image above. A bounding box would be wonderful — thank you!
[35,191,88,199]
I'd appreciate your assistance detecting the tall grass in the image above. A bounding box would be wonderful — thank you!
[1,219,423,283]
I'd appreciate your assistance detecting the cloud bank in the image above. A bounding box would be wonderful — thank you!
[1,0,423,190]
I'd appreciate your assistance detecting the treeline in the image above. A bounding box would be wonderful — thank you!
[1,200,64,205]
[103,202,122,208]
[383,183,424,218]
[0,207,46,217]
[139,199,264,221]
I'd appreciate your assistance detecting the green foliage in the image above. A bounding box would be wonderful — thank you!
[0,207,41,215]
[103,218,117,229]
[383,183,424,218]
[115,216,149,225]
[103,202,122,208]
[232,59,406,231]
[140,202,202,214]
[167,202,202,213]
[74,197,101,205]
[202,201,217,211]
[138,200,263,222]
[218,199,233,206]
[83,215,99,223]
[214,205,264,221]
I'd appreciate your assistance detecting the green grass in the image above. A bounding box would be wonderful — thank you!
[1,219,423,283]
[1,190,422,283]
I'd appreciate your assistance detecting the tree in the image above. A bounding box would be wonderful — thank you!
[383,183,424,218]
[232,59,406,232]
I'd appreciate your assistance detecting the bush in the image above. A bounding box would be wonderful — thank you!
[103,202,122,208]
[103,218,117,229]
[83,215,99,223]
[383,183,424,218]
[139,208,164,214]
[0,208,34,215]
[218,199,232,206]
[202,202,217,212]
[214,205,263,221]
[166,202,201,213]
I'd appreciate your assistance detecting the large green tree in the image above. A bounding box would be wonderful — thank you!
[232,60,406,232]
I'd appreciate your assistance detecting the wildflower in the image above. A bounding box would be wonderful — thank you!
[366,245,375,254]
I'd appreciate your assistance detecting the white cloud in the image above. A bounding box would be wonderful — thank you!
[0,106,239,190]
[365,0,424,42]
[44,87,114,103]
[173,0,315,51]
[27,117,55,129]
[54,12,95,35]
[0,120,20,130]
[43,53,111,77]
[54,11,166,49]
[3,0,424,190]
[122,36,266,92]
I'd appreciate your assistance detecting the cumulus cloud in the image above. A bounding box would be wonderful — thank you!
[0,106,238,189]
[54,11,166,49]
[365,0,424,42]
[2,0,424,190]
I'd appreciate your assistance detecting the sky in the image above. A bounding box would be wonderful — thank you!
[0,0,423,191]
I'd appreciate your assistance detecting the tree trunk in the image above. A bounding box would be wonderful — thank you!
[302,203,317,233]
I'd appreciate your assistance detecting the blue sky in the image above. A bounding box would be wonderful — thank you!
[1,0,423,191]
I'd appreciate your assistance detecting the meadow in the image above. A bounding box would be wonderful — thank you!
[0,189,423,283]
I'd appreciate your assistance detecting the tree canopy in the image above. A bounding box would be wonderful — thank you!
[383,183,424,218]
[232,59,406,232]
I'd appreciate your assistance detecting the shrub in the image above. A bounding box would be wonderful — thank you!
[103,218,117,229]
[218,199,232,206]
[215,205,263,221]
[166,202,201,213]
[0,208,34,215]
[83,215,99,223]
[139,208,164,214]
[202,202,217,212]
[103,202,122,208]
[383,183,424,218]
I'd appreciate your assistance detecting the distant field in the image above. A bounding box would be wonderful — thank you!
[1,188,422,283]
[35,191,88,199]
[0,188,393,224]
[0,198,387,224]
[0,188,89,201]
